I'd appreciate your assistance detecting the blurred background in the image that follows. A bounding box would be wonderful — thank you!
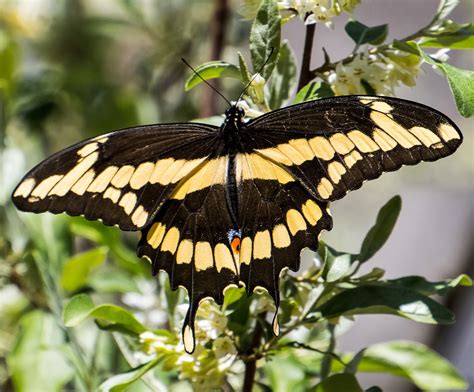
[0,0,472,390]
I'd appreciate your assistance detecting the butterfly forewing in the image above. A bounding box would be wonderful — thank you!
[244,96,462,201]
[12,123,219,230]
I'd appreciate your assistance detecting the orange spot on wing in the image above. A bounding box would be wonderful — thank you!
[231,236,241,254]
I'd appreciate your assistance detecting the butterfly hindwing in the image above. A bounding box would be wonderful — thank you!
[12,123,219,230]
[244,96,462,201]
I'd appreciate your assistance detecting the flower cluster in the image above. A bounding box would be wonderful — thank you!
[139,301,238,391]
[326,51,422,96]
[279,0,360,26]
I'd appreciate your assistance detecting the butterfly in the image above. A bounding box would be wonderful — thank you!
[12,95,462,353]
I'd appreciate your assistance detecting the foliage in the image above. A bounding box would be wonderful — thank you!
[1,0,472,391]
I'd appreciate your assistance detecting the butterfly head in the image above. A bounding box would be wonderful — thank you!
[225,106,245,125]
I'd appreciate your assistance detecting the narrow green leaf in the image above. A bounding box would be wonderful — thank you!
[98,357,162,392]
[63,294,146,335]
[317,285,455,324]
[61,247,107,291]
[358,196,401,262]
[293,81,334,104]
[184,61,240,91]
[419,25,474,49]
[345,20,388,46]
[326,254,357,282]
[314,373,363,392]
[7,311,74,392]
[386,274,472,296]
[250,0,281,80]
[419,47,474,117]
[358,341,468,390]
[238,51,252,85]
[269,40,297,109]
[391,40,420,55]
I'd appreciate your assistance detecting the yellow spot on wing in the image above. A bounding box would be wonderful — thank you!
[183,325,195,354]
[240,237,252,265]
[327,161,347,184]
[147,222,166,249]
[49,152,99,196]
[370,101,393,114]
[158,160,186,185]
[32,175,64,199]
[240,154,293,184]
[255,147,293,165]
[88,166,119,193]
[71,169,95,195]
[176,240,193,264]
[344,150,363,168]
[370,111,421,148]
[14,178,36,198]
[308,136,335,160]
[372,129,397,151]
[286,209,307,235]
[408,126,441,147]
[253,230,271,259]
[103,186,121,203]
[272,224,291,248]
[150,158,174,184]
[160,227,179,254]
[214,243,236,272]
[330,133,355,154]
[317,177,334,199]
[289,139,315,161]
[195,241,213,271]
[130,162,154,189]
[277,143,306,165]
[119,192,137,215]
[111,165,135,188]
[77,142,98,157]
[438,123,460,142]
[301,200,322,226]
[347,130,380,153]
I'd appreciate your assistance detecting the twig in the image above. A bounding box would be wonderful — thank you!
[283,342,347,367]
[200,0,229,117]
[242,313,266,392]
[297,21,316,90]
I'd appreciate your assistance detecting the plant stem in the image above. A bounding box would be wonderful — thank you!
[297,21,316,90]
[242,313,265,392]
[200,0,229,117]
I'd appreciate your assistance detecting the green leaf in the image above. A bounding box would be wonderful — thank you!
[385,274,472,296]
[293,81,334,104]
[314,373,363,392]
[326,254,358,282]
[238,51,252,85]
[250,0,281,80]
[392,40,420,55]
[317,285,455,324]
[345,20,388,46]
[269,40,297,109]
[358,196,401,262]
[419,48,474,117]
[7,311,74,391]
[419,25,474,49]
[89,267,140,293]
[429,0,459,28]
[184,61,240,91]
[63,294,146,335]
[61,247,107,291]
[98,357,163,392]
[357,341,468,390]
[0,31,19,98]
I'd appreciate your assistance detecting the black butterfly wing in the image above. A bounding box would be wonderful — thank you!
[12,123,219,230]
[137,155,241,352]
[244,95,462,202]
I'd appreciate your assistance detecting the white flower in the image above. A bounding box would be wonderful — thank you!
[327,51,421,96]
[430,48,450,63]
[214,336,237,359]
[139,331,176,355]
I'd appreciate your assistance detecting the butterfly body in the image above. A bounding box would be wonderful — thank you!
[12,95,462,353]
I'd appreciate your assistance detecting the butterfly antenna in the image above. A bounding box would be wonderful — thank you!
[236,47,275,103]
[181,58,232,107]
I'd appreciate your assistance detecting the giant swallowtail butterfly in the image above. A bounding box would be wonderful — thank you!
[12,95,462,352]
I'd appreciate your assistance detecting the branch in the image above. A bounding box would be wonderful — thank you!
[242,313,266,392]
[200,0,229,117]
[297,21,316,90]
